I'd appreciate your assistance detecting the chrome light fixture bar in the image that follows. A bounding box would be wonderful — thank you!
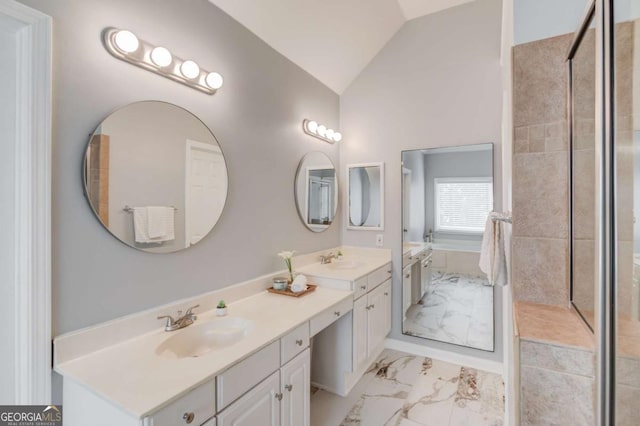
[302,119,342,143]
[103,28,224,95]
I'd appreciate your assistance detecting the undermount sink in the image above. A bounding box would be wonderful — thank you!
[327,260,363,270]
[155,317,254,359]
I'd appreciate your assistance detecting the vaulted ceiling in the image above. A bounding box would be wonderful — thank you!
[208,0,476,93]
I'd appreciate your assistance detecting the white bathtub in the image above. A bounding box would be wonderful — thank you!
[431,239,483,276]
[431,239,481,253]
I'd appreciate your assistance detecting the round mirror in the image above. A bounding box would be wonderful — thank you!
[83,101,228,253]
[294,152,338,232]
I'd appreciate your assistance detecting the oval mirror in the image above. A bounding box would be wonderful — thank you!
[294,152,338,232]
[83,101,228,253]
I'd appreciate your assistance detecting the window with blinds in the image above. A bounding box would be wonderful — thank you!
[434,177,493,233]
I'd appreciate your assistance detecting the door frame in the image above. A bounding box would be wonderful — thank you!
[0,0,53,404]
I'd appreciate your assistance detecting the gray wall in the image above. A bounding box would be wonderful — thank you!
[423,149,493,241]
[18,0,340,335]
[340,0,504,362]
[513,0,587,45]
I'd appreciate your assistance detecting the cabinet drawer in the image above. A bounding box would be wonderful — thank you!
[309,297,353,336]
[216,341,279,411]
[353,276,368,300]
[144,380,215,426]
[281,322,309,365]
[367,263,391,291]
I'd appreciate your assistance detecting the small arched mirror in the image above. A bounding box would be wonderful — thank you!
[294,152,338,232]
[83,101,228,253]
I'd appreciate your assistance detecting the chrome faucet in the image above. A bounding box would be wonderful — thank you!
[157,304,199,332]
[320,252,336,264]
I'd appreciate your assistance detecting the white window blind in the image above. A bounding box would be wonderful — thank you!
[434,177,493,233]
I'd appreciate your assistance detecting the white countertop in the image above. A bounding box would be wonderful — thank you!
[403,242,431,258]
[297,256,391,282]
[55,286,352,419]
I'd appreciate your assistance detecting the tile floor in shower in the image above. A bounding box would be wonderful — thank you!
[310,349,504,426]
[403,272,494,351]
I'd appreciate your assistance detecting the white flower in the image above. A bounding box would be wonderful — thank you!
[278,251,295,260]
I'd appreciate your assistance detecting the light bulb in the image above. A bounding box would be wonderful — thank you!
[306,121,318,133]
[325,129,335,140]
[317,125,327,137]
[150,47,172,67]
[333,132,342,142]
[114,30,139,53]
[180,60,200,79]
[205,72,224,89]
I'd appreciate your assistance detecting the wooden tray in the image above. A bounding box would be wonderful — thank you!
[267,284,317,297]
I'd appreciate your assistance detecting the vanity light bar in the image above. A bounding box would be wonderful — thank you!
[103,28,224,95]
[303,119,342,143]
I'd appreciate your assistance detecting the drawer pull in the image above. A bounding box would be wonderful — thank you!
[334,311,340,316]
[387,270,391,273]
[360,285,367,290]
[183,412,195,424]
[295,339,303,346]
[276,392,283,401]
[285,384,293,392]
[384,292,389,296]
[405,274,410,278]
[370,304,375,309]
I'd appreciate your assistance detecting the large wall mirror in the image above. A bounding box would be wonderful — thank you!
[294,152,338,232]
[569,9,596,330]
[401,144,494,351]
[347,163,384,230]
[83,101,228,253]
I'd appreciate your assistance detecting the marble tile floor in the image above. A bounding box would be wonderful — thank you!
[310,349,504,426]
[403,272,494,351]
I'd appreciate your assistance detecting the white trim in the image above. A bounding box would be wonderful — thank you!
[346,162,385,231]
[1,0,53,405]
[384,338,503,375]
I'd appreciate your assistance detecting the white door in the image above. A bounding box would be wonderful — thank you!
[185,140,227,247]
[352,297,368,372]
[0,1,51,405]
[217,371,281,426]
[281,349,310,426]
[367,280,391,357]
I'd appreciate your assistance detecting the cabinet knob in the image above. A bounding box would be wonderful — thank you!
[360,285,367,290]
[370,304,375,309]
[295,339,303,346]
[285,384,293,392]
[387,270,391,273]
[334,311,340,316]
[276,392,283,401]
[405,274,410,278]
[183,412,195,424]
[384,292,389,296]
[365,305,370,310]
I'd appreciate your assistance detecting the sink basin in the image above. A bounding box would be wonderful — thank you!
[327,260,363,270]
[155,317,254,359]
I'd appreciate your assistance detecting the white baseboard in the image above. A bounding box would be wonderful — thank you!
[384,338,504,376]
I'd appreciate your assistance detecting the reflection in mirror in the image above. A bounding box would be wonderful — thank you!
[614,3,640,420]
[401,144,494,351]
[569,13,596,330]
[84,101,228,253]
[347,163,384,230]
[294,152,338,232]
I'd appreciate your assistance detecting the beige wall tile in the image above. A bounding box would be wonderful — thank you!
[513,151,568,239]
[513,238,568,305]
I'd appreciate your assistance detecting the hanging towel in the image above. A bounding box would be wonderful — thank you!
[133,207,175,243]
[479,212,508,286]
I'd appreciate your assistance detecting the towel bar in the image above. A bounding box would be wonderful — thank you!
[123,205,178,212]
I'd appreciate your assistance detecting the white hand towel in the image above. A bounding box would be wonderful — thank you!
[479,213,508,286]
[291,274,308,293]
[133,206,175,244]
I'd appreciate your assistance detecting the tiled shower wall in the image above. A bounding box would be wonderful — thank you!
[512,34,573,306]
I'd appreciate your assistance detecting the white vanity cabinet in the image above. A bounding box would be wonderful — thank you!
[309,262,392,396]
[217,371,281,426]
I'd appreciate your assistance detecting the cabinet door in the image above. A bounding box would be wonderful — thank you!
[217,372,280,426]
[280,349,310,426]
[352,296,368,371]
[402,266,412,320]
[367,280,391,357]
